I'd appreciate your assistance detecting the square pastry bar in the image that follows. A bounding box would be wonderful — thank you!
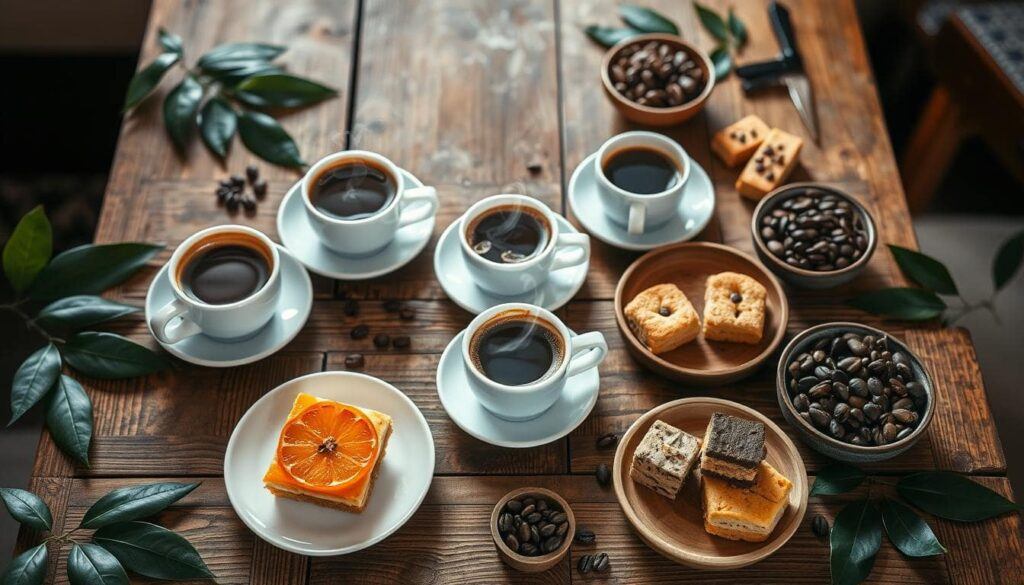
[630,420,701,499]
[699,412,766,487]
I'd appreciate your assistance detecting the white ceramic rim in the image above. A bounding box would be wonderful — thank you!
[594,131,691,200]
[300,150,406,225]
[458,194,562,271]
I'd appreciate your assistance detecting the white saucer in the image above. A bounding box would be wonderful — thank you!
[145,246,312,368]
[433,214,588,314]
[436,331,599,448]
[224,371,435,556]
[568,152,715,251]
[276,168,435,280]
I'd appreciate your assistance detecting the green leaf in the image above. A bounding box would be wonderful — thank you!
[62,332,169,379]
[618,5,678,35]
[36,296,139,332]
[1,544,47,585]
[198,42,285,70]
[29,242,162,300]
[93,521,214,580]
[694,2,729,43]
[728,8,748,47]
[9,343,61,425]
[811,462,866,496]
[993,230,1024,291]
[888,245,958,296]
[849,287,946,321]
[45,375,93,466]
[2,205,52,293]
[217,62,284,86]
[0,488,52,531]
[81,482,200,529]
[233,73,338,109]
[198,97,237,159]
[163,75,203,152]
[879,498,946,557]
[157,28,182,55]
[898,471,1021,521]
[238,110,305,169]
[710,45,731,79]
[68,543,128,585]
[584,25,641,48]
[830,499,881,585]
[123,52,180,111]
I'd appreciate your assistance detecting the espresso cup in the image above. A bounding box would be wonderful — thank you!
[458,194,590,297]
[594,131,690,235]
[301,150,439,256]
[462,303,607,421]
[149,225,282,344]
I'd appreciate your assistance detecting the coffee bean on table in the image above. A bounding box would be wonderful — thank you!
[373,333,390,348]
[253,179,268,198]
[245,165,259,183]
[343,299,360,316]
[344,353,364,369]
[392,335,411,349]
[578,554,594,574]
[593,552,611,572]
[575,527,596,544]
[350,324,369,339]
[596,433,619,449]
[596,463,611,486]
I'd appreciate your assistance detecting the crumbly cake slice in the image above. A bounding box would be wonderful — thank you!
[624,283,700,354]
[699,412,766,486]
[702,272,767,345]
[629,420,701,499]
[702,460,793,542]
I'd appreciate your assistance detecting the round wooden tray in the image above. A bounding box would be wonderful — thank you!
[614,242,789,385]
[612,397,808,569]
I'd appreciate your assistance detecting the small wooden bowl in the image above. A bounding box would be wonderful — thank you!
[601,33,715,126]
[612,397,808,569]
[614,242,789,385]
[490,487,575,573]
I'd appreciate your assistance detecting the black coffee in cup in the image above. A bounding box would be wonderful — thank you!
[467,205,551,264]
[469,311,565,386]
[309,159,397,220]
[177,233,272,305]
[601,146,679,195]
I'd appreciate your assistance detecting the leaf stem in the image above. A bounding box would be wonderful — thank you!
[1,303,63,343]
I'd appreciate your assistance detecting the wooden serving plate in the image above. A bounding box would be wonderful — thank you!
[612,397,808,569]
[614,242,789,385]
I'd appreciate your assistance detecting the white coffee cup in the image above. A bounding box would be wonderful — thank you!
[301,150,439,256]
[462,303,607,421]
[458,194,590,297]
[149,225,281,344]
[594,131,691,235]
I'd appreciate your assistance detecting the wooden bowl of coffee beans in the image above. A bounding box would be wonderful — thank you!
[601,34,715,126]
[491,487,575,572]
[751,183,877,289]
[776,323,935,463]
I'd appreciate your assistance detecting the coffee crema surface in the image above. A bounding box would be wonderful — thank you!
[177,233,273,305]
[470,311,565,386]
[310,159,397,220]
[602,146,680,195]
[467,205,551,264]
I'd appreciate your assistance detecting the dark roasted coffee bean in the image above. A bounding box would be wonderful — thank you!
[531,524,541,544]
[596,463,611,486]
[253,179,268,198]
[892,409,917,424]
[838,357,861,374]
[536,499,547,512]
[373,333,390,348]
[392,335,411,349]
[808,406,830,429]
[540,523,557,537]
[241,196,256,212]
[834,402,850,423]
[575,527,596,544]
[813,365,832,380]
[550,512,567,525]
[245,165,259,183]
[809,382,832,399]
[526,512,542,524]
[350,324,369,339]
[867,377,883,396]
[518,522,531,544]
[906,381,926,399]
[506,499,523,514]
[863,402,882,421]
[343,299,360,316]
[522,497,535,507]
[593,552,611,572]
[399,306,416,320]
[226,196,240,212]
[498,512,513,533]
[812,515,830,540]
[849,378,868,397]
[578,554,594,574]
[557,522,569,536]
[505,534,519,551]
[520,542,538,556]
[793,393,810,412]
[542,535,563,553]
[344,353,364,368]
[596,433,619,449]
[521,504,535,517]
[230,174,245,187]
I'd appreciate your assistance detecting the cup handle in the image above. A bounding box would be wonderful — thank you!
[565,331,607,378]
[627,202,645,235]
[149,299,202,344]
[549,232,590,271]
[397,186,439,228]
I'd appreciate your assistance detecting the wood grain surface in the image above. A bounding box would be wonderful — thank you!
[15,0,1020,583]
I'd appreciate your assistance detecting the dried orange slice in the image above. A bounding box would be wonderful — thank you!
[276,401,379,492]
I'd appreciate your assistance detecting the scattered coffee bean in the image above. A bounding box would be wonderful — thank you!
[226,196,240,212]
[240,195,256,212]
[343,299,360,317]
[230,174,245,187]
[344,353,364,368]
[253,179,267,198]
[812,515,830,540]
[758,187,870,272]
[392,335,411,349]
[578,554,594,574]
[593,552,611,572]
[399,306,416,320]
[373,333,390,348]
[527,161,543,174]
[575,527,596,545]
[596,463,611,486]
[350,324,369,339]
[245,165,259,183]
[608,40,707,108]
[596,432,619,449]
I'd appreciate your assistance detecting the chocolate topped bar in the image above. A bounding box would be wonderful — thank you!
[703,413,765,468]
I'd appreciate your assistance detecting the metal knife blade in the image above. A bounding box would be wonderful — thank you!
[781,72,819,144]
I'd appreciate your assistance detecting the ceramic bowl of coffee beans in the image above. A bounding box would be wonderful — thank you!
[601,34,715,126]
[776,322,935,463]
[751,183,877,289]
[491,487,575,573]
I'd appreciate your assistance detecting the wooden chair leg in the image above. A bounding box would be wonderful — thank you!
[901,86,962,214]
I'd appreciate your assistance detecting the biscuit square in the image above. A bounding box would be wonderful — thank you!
[624,284,700,354]
[629,420,701,500]
[711,115,770,167]
[735,128,803,200]
[702,461,793,542]
[699,412,766,486]
[702,272,767,344]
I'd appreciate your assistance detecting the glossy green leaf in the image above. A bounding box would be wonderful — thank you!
[728,8,748,46]
[29,243,162,300]
[888,245,958,296]
[9,343,60,425]
[62,332,169,379]
[849,287,945,321]
[36,296,139,332]
[811,462,866,496]
[0,488,51,531]
[830,499,881,585]
[879,498,946,557]
[45,375,93,466]
[163,75,203,152]
[2,205,51,293]
[694,2,729,43]
[157,28,182,55]
[81,482,200,529]
[233,73,338,109]
[238,110,305,169]
[710,45,731,78]
[68,544,128,585]
[618,5,678,35]
[0,544,47,585]
[93,521,213,580]
[584,25,641,48]
[993,230,1024,291]
[898,471,1021,521]
[123,52,180,111]
[198,97,237,159]
[198,42,285,70]
[217,62,284,86]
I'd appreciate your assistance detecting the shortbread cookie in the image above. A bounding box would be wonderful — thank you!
[735,128,803,200]
[702,460,793,542]
[699,412,766,487]
[711,115,770,167]
[702,272,766,345]
[629,420,701,500]
[624,284,700,354]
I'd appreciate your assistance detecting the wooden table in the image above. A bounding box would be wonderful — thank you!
[16,1,1022,583]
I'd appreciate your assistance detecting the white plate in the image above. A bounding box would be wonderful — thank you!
[568,152,715,251]
[224,371,435,556]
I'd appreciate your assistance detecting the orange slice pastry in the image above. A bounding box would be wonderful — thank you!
[276,401,380,493]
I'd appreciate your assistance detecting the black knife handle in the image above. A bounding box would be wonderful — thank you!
[735,59,790,80]
[769,2,800,66]
[741,75,781,93]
